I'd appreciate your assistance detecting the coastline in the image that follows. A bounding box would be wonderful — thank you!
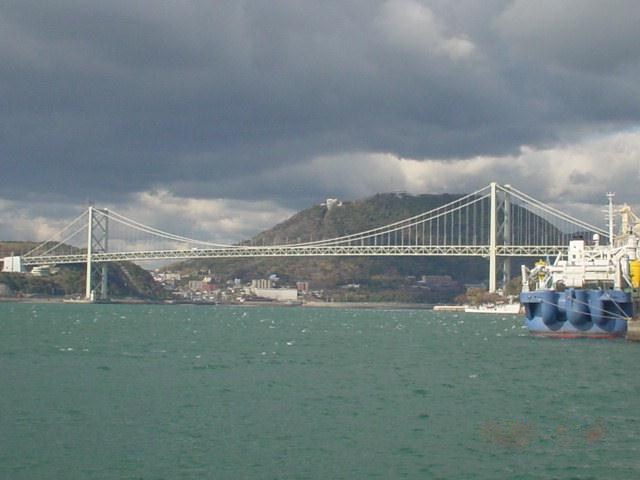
[0,296,435,310]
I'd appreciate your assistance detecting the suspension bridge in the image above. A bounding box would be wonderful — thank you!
[3,183,608,301]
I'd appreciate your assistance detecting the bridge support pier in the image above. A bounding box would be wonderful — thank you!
[101,264,108,300]
[502,258,511,290]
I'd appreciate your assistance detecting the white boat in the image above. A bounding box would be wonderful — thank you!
[433,305,466,312]
[63,298,93,304]
[464,303,521,314]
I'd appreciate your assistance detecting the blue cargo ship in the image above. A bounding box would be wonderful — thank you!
[520,203,640,338]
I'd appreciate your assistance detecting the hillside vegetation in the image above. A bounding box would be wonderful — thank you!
[0,242,164,299]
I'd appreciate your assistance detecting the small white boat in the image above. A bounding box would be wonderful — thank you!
[464,303,521,314]
[433,305,466,312]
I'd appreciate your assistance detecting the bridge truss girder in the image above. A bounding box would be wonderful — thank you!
[22,244,568,266]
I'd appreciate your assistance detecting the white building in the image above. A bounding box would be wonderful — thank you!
[251,288,298,302]
[2,256,24,273]
[31,266,51,277]
[322,198,342,211]
[251,278,274,289]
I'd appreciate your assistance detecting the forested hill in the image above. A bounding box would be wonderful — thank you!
[249,192,464,246]
[170,192,492,303]
[0,241,163,299]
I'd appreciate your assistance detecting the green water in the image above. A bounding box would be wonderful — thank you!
[0,303,638,479]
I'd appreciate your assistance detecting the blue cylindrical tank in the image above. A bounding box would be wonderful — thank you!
[566,289,590,328]
[588,290,606,326]
[539,290,562,328]
[596,290,632,331]
[521,288,630,337]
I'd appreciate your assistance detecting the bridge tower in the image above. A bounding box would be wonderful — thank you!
[488,182,513,293]
[85,207,109,301]
[500,185,513,291]
[489,182,498,292]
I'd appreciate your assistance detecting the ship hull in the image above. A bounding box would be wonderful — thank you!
[520,288,629,338]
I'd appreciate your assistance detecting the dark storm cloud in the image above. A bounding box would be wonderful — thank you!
[1,0,639,207]
[495,0,640,73]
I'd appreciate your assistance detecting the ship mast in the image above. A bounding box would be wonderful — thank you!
[607,192,615,246]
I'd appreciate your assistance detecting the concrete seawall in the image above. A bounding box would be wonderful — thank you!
[627,319,640,341]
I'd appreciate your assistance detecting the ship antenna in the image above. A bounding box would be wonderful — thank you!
[607,192,615,245]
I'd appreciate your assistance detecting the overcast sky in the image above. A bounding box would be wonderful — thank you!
[1,0,640,245]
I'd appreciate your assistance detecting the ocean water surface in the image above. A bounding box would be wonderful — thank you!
[1,302,639,479]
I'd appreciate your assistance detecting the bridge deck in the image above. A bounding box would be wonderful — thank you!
[22,244,568,265]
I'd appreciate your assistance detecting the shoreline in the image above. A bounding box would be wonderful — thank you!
[0,296,436,310]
